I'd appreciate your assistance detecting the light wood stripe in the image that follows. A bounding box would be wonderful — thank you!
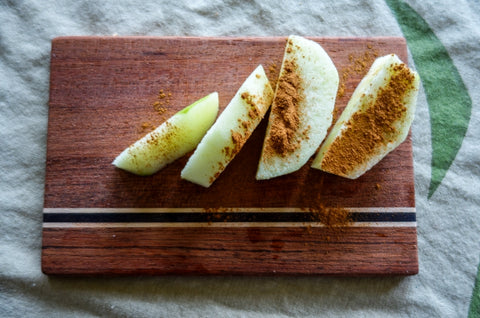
[43,221,416,228]
[43,207,416,213]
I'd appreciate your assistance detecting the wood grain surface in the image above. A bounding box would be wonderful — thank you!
[42,36,417,275]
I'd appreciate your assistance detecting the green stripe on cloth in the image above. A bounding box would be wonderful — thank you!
[470,261,480,318]
[386,0,472,199]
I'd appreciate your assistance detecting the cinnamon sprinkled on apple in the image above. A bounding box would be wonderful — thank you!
[263,59,304,159]
[241,92,260,119]
[321,63,415,176]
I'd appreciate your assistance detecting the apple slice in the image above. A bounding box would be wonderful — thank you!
[256,35,339,180]
[311,54,420,179]
[113,92,219,175]
[181,65,274,187]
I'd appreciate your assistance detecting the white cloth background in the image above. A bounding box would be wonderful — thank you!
[1,1,479,317]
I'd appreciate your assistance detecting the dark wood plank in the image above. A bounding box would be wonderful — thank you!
[43,36,417,275]
[42,227,417,275]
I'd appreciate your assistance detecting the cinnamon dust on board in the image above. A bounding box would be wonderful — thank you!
[153,89,172,118]
[139,121,156,132]
[321,62,416,176]
[307,205,351,229]
[202,175,352,233]
[204,208,234,225]
[139,89,173,132]
[337,44,379,99]
[202,205,351,231]
[301,174,352,237]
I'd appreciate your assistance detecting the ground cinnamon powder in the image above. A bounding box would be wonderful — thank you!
[263,59,303,158]
[321,62,415,176]
[139,89,173,132]
[308,204,351,229]
[139,121,155,132]
[216,92,263,181]
[301,174,352,231]
[230,130,245,157]
[241,92,260,120]
[267,62,279,88]
[337,44,379,99]
[153,89,172,117]
[209,129,244,183]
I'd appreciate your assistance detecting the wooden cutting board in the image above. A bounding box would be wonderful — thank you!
[42,36,417,275]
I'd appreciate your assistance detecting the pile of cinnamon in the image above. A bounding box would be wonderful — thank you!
[263,59,304,159]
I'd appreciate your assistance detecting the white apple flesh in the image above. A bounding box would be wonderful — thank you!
[113,92,219,176]
[311,54,420,179]
[256,35,339,180]
[181,65,274,187]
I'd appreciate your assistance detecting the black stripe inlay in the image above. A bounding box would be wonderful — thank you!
[43,212,416,223]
